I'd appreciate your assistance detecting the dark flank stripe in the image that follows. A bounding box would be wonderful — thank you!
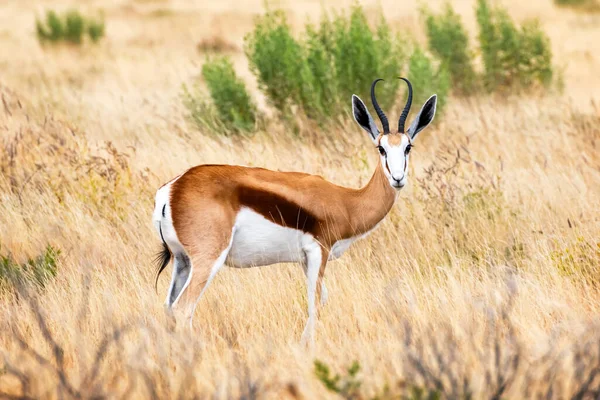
[237,186,318,233]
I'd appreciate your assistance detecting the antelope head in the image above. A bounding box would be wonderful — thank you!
[352,78,437,189]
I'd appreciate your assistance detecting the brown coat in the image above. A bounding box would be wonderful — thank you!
[170,160,397,249]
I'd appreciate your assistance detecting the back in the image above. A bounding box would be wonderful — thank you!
[170,164,353,237]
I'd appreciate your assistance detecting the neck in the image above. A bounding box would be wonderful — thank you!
[348,160,397,235]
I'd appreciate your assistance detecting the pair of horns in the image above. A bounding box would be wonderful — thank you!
[370,77,413,134]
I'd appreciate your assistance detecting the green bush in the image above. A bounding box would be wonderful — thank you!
[314,360,443,399]
[36,10,64,42]
[554,0,600,11]
[555,0,588,3]
[87,16,106,43]
[245,6,406,122]
[187,3,560,131]
[244,10,306,116]
[329,7,403,112]
[182,85,220,134]
[64,10,85,44]
[476,0,553,91]
[314,360,362,399]
[0,245,60,292]
[36,9,105,45]
[183,56,257,135]
[423,5,477,94]
[423,1,556,94]
[408,47,450,117]
[302,21,337,119]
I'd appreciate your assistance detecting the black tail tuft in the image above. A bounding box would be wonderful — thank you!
[153,241,171,291]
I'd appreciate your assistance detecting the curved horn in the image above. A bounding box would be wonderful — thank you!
[397,77,413,133]
[371,78,390,134]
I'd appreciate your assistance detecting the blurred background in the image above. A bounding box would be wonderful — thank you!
[1,0,600,398]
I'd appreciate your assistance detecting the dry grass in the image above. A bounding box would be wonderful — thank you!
[2,0,600,398]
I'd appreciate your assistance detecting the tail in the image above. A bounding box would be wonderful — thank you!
[153,221,171,291]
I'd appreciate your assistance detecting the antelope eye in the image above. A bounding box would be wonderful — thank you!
[405,144,412,155]
[377,146,386,156]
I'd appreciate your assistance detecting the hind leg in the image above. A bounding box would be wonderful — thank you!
[165,252,192,307]
[169,230,234,329]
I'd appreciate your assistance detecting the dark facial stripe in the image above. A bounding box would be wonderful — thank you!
[385,158,392,176]
[378,137,393,177]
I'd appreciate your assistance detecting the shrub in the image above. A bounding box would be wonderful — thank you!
[36,9,105,45]
[314,360,443,399]
[0,245,60,292]
[476,0,553,91]
[314,360,362,399]
[63,10,85,44]
[183,57,257,134]
[302,21,337,119]
[423,1,556,94]
[182,85,220,134]
[329,7,403,112]
[245,6,406,122]
[407,47,450,117]
[554,0,600,11]
[245,10,305,115]
[87,16,106,43]
[36,10,64,42]
[555,0,588,3]
[423,5,478,94]
[202,57,257,132]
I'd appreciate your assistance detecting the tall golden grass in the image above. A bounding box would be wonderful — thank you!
[2,0,600,398]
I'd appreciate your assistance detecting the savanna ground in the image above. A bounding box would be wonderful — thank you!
[2,0,600,398]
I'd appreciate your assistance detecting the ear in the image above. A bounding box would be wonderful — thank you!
[352,94,379,143]
[407,94,437,140]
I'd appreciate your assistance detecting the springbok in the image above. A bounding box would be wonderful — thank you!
[153,78,437,340]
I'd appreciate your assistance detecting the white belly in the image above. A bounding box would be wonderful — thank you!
[226,208,380,268]
[226,207,311,268]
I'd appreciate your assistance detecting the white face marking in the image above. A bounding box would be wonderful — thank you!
[378,134,411,189]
